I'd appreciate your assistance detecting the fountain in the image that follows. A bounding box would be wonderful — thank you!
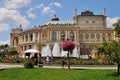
[52,43,61,57]
[41,43,79,58]
[61,49,68,57]
[41,46,46,57]
[41,44,51,57]
[72,47,79,58]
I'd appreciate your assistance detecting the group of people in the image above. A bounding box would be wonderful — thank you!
[45,55,53,65]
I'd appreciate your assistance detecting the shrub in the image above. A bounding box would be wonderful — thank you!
[24,60,34,69]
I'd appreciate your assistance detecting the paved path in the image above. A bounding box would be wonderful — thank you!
[43,65,117,69]
[0,64,23,70]
[0,64,117,70]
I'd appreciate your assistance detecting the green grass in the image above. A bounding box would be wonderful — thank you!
[0,68,120,80]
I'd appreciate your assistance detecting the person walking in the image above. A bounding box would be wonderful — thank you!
[61,57,65,68]
[46,55,49,65]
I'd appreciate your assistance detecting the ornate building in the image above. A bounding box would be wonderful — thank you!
[10,9,115,58]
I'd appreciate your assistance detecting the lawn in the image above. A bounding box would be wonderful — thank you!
[0,68,120,80]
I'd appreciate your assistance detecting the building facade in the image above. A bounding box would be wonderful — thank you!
[10,9,115,58]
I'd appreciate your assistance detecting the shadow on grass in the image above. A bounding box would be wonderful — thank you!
[0,69,5,71]
[107,72,120,77]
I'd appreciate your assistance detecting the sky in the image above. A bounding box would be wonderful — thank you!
[0,0,120,45]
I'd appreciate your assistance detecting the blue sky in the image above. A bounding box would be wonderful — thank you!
[0,0,120,45]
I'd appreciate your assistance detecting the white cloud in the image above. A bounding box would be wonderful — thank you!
[0,40,10,45]
[26,7,33,13]
[0,8,29,32]
[4,0,31,9]
[54,2,62,8]
[27,8,35,18]
[42,6,55,15]
[49,2,62,8]
[41,2,62,15]
[36,3,44,8]
[0,23,9,32]
[28,13,35,18]
[0,0,31,32]
[107,17,119,28]
[42,6,51,14]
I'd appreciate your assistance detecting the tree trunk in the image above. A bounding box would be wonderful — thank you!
[117,64,120,75]
[67,50,70,69]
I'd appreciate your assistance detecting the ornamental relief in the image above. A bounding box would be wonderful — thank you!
[96,33,100,38]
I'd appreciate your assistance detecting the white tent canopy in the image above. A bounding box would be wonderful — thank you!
[22,49,40,58]
[24,49,40,53]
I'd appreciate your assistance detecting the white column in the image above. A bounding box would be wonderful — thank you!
[58,31,60,40]
[38,32,40,41]
[57,31,58,40]
[33,33,35,42]
[74,31,76,41]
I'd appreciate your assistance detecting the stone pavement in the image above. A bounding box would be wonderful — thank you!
[0,63,117,70]
[0,64,23,70]
[43,65,117,69]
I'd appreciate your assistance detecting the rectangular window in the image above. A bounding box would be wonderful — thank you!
[80,37,83,41]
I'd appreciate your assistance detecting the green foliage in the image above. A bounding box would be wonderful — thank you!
[52,58,115,65]
[95,40,120,65]
[0,52,4,55]
[96,40,120,75]
[0,57,25,63]
[0,50,18,56]
[8,50,19,55]
[24,60,34,69]
[113,19,120,36]
[109,41,120,65]
[0,51,6,56]
[0,68,120,80]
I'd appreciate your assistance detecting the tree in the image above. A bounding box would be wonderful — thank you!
[62,39,75,69]
[109,41,120,75]
[96,41,109,56]
[113,19,120,37]
[96,40,120,75]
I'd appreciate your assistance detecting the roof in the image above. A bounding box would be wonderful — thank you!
[44,21,75,26]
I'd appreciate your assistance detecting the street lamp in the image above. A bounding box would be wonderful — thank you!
[77,41,81,59]
[61,33,65,41]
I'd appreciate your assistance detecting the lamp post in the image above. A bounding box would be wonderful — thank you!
[77,41,80,59]
[61,33,65,41]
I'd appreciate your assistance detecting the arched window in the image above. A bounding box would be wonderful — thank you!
[91,33,95,39]
[91,33,95,42]
[61,31,65,41]
[85,33,89,41]
[102,33,106,40]
[80,33,83,41]
[70,31,74,41]
[30,34,33,41]
[51,31,57,40]
[96,33,100,41]
[13,37,18,47]
[42,32,47,41]
[107,33,111,41]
